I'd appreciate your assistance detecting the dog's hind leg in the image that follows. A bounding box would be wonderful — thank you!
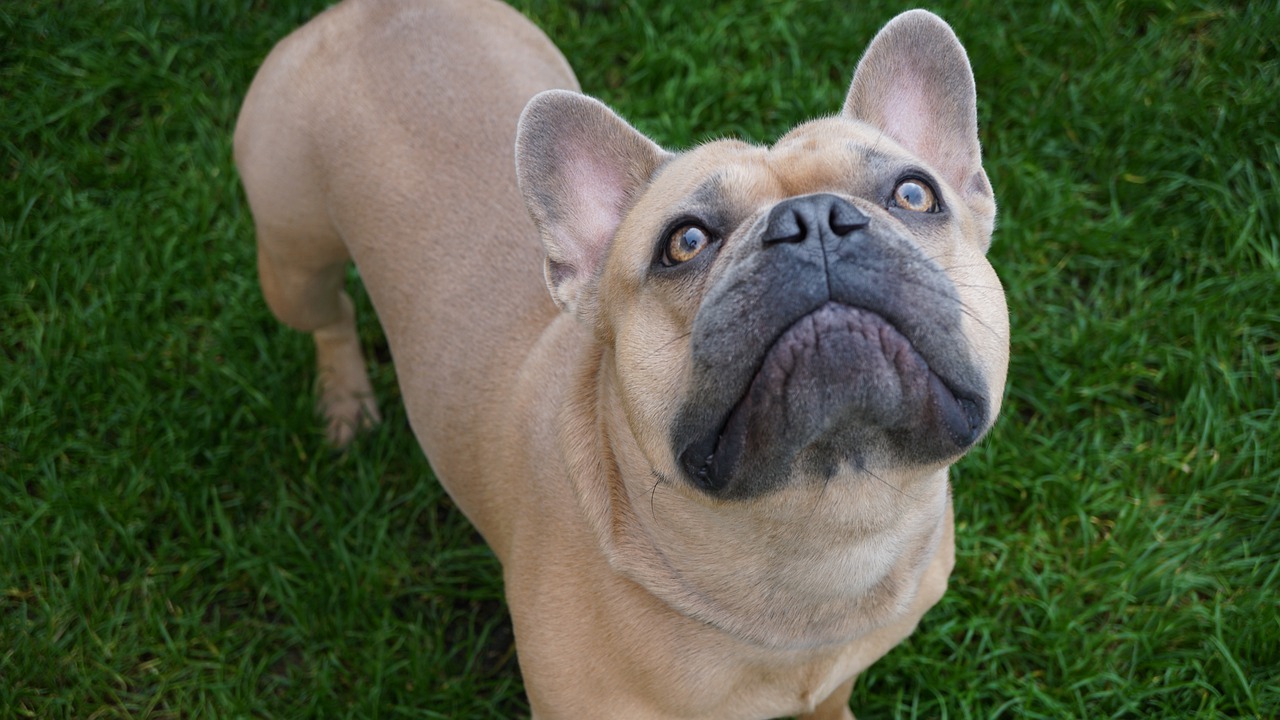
[234,53,380,447]
[254,228,380,447]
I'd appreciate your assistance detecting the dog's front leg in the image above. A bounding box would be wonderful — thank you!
[798,677,856,720]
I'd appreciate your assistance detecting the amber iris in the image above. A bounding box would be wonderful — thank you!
[664,224,712,265]
[893,179,937,213]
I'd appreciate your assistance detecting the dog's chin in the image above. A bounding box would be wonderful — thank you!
[678,302,983,498]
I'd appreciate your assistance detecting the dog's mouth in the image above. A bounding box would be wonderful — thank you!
[677,302,982,495]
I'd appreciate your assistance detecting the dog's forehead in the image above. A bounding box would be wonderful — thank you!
[769,117,910,184]
[686,119,906,196]
[657,118,915,210]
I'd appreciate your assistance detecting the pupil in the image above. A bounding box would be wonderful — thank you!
[682,228,703,252]
[902,183,923,206]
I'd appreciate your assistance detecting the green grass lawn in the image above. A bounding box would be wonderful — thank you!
[3,0,1277,717]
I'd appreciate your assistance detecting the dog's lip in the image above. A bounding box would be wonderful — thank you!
[678,302,982,492]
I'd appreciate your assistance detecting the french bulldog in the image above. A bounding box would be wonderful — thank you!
[233,0,1009,717]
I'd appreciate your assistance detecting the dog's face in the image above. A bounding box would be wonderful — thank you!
[603,120,1007,501]
[519,9,1007,497]
[516,10,1008,644]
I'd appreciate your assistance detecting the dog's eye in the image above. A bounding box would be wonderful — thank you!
[662,224,713,266]
[892,179,938,213]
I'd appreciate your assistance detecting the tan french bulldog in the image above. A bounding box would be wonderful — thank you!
[234,0,1009,717]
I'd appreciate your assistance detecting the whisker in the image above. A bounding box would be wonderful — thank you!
[895,275,1001,339]
[650,469,665,519]
[864,464,919,502]
[639,330,693,363]
[806,471,835,522]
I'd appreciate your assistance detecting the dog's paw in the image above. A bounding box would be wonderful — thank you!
[314,327,381,447]
[320,380,381,447]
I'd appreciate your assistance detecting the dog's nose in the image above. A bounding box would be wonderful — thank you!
[762,193,869,246]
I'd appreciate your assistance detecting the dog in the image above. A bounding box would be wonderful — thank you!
[234,0,1008,716]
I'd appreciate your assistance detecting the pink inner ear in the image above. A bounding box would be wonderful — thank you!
[561,146,627,273]
[879,80,931,166]
[866,70,975,194]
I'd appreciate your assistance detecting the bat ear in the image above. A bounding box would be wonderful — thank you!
[843,10,994,234]
[516,90,669,316]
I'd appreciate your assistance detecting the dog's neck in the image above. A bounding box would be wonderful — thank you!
[560,344,953,650]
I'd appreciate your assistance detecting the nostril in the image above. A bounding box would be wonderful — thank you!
[829,201,869,236]
[788,217,807,242]
[763,208,806,245]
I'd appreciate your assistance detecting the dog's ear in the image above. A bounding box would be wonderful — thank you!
[843,10,994,238]
[517,90,669,315]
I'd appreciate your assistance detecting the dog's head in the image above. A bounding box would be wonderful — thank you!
[518,8,1006,494]
[516,9,1009,644]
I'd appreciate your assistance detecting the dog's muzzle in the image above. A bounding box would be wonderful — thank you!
[672,193,989,499]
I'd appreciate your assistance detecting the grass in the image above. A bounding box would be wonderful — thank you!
[2,0,1276,717]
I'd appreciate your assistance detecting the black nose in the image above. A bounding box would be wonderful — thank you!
[762,193,869,246]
